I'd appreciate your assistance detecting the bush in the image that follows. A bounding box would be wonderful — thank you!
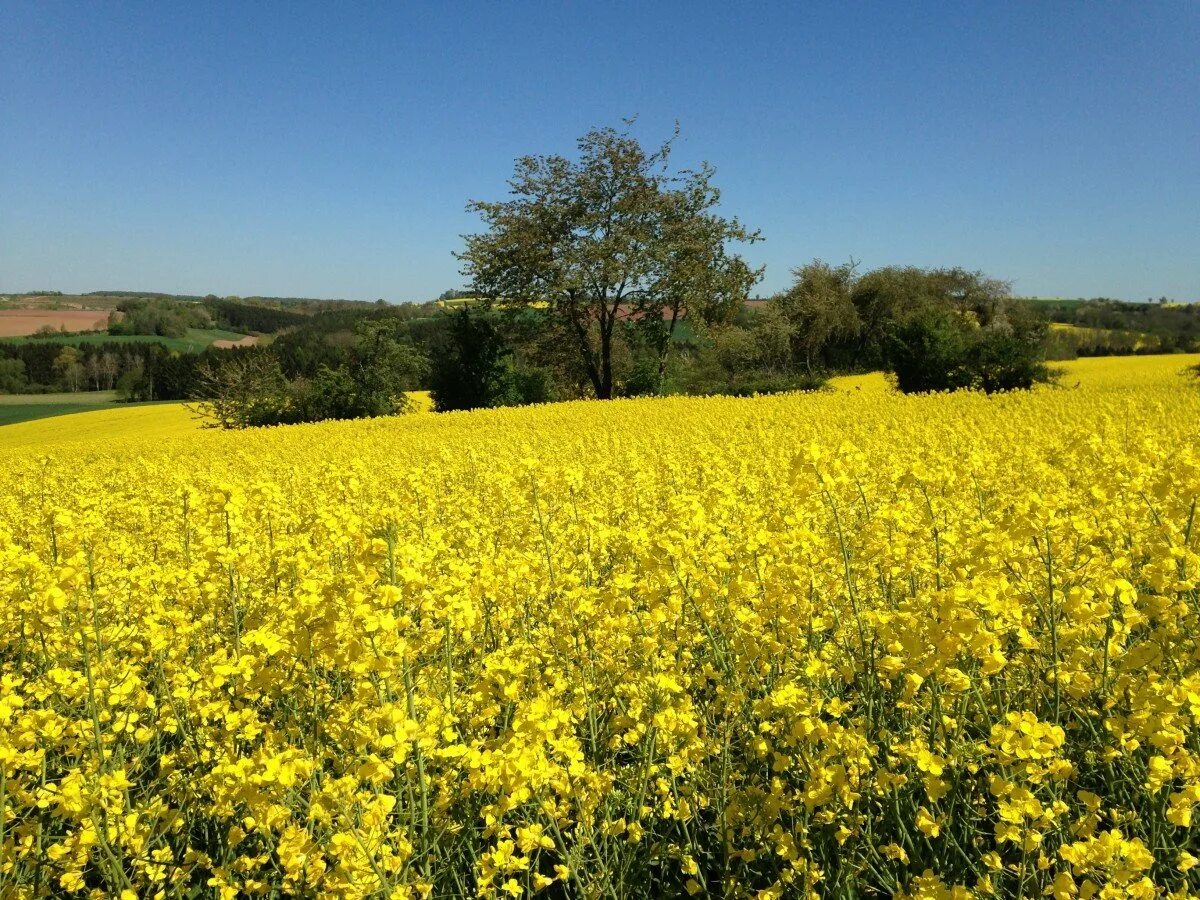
[291,367,358,422]
[886,308,972,393]
[194,324,426,428]
[0,358,28,393]
[115,369,154,402]
[886,308,1052,394]
[429,311,498,411]
[193,354,296,428]
[295,361,422,422]
[501,361,558,406]
[971,327,1052,393]
[429,310,554,411]
[668,316,830,398]
[621,356,664,397]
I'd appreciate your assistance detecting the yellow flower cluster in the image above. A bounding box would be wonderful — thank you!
[1,355,1199,898]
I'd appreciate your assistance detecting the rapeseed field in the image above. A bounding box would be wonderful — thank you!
[2,356,1199,898]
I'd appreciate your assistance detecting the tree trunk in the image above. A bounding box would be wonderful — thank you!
[657,304,682,383]
[571,316,604,397]
[598,324,613,399]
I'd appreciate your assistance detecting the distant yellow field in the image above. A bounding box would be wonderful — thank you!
[0,390,435,452]
[1048,321,1156,352]
[831,354,1198,393]
[828,370,890,392]
[407,388,433,412]
[0,402,198,451]
[0,360,1194,453]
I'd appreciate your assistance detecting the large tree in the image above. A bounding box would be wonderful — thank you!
[458,124,761,398]
[775,259,861,374]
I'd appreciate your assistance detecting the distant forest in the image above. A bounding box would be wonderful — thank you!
[1028,297,1200,357]
[3,286,1198,408]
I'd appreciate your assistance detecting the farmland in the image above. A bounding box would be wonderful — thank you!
[0,309,112,336]
[0,293,147,312]
[0,327,250,353]
[0,391,434,449]
[0,391,137,427]
[0,398,196,444]
[1,355,1198,897]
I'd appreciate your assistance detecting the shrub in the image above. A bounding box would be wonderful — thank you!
[193,353,297,428]
[887,307,1053,394]
[971,326,1052,393]
[0,358,28,393]
[621,356,664,397]
[429,310,553,411]
[194,323,425,428]
[886,308,972,393]
[500,361,558,406]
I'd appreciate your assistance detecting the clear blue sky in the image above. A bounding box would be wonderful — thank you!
[2,2,1198,302]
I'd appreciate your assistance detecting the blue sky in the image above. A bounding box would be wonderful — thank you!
[2,1,1198,302]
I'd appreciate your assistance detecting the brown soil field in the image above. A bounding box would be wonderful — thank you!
[0,309,111,336]
[211,335,260,349]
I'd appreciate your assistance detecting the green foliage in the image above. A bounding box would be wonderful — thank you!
[971,328,1052,393]
[886,305,1052,394]
[1043,325,1142,360]
[295,366,363,421]
[774,260,860,373]
[763,261,1053,395]
[0,341,208,398]
[271,303,439,378]
[339,320,428,417]
[428,309,509,411]
[974,301,1053,392]
[847,266,939,367]
[205,298,307,333]
[195,322,427,428]
[621,354,665,398]
[671,308,828,396]
[194,353,296,428]
[1034,297,1200,360]
[109,298,213,338]
[459,123,761,399]
[886,307,973,393]
[429,310,555,411]
[52,347,85,393]
[115,361,155,402]
[505,364,557,406]
[0,358,28,393]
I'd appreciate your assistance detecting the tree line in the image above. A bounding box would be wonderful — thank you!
[1036,298,1200,358]
[204,298,308,333]
[106,297,213,338]
[0,340,260,400]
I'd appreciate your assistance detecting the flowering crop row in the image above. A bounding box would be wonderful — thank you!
[1,355,1199,898]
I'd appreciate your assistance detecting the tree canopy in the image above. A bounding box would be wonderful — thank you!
[458,124,761,398]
